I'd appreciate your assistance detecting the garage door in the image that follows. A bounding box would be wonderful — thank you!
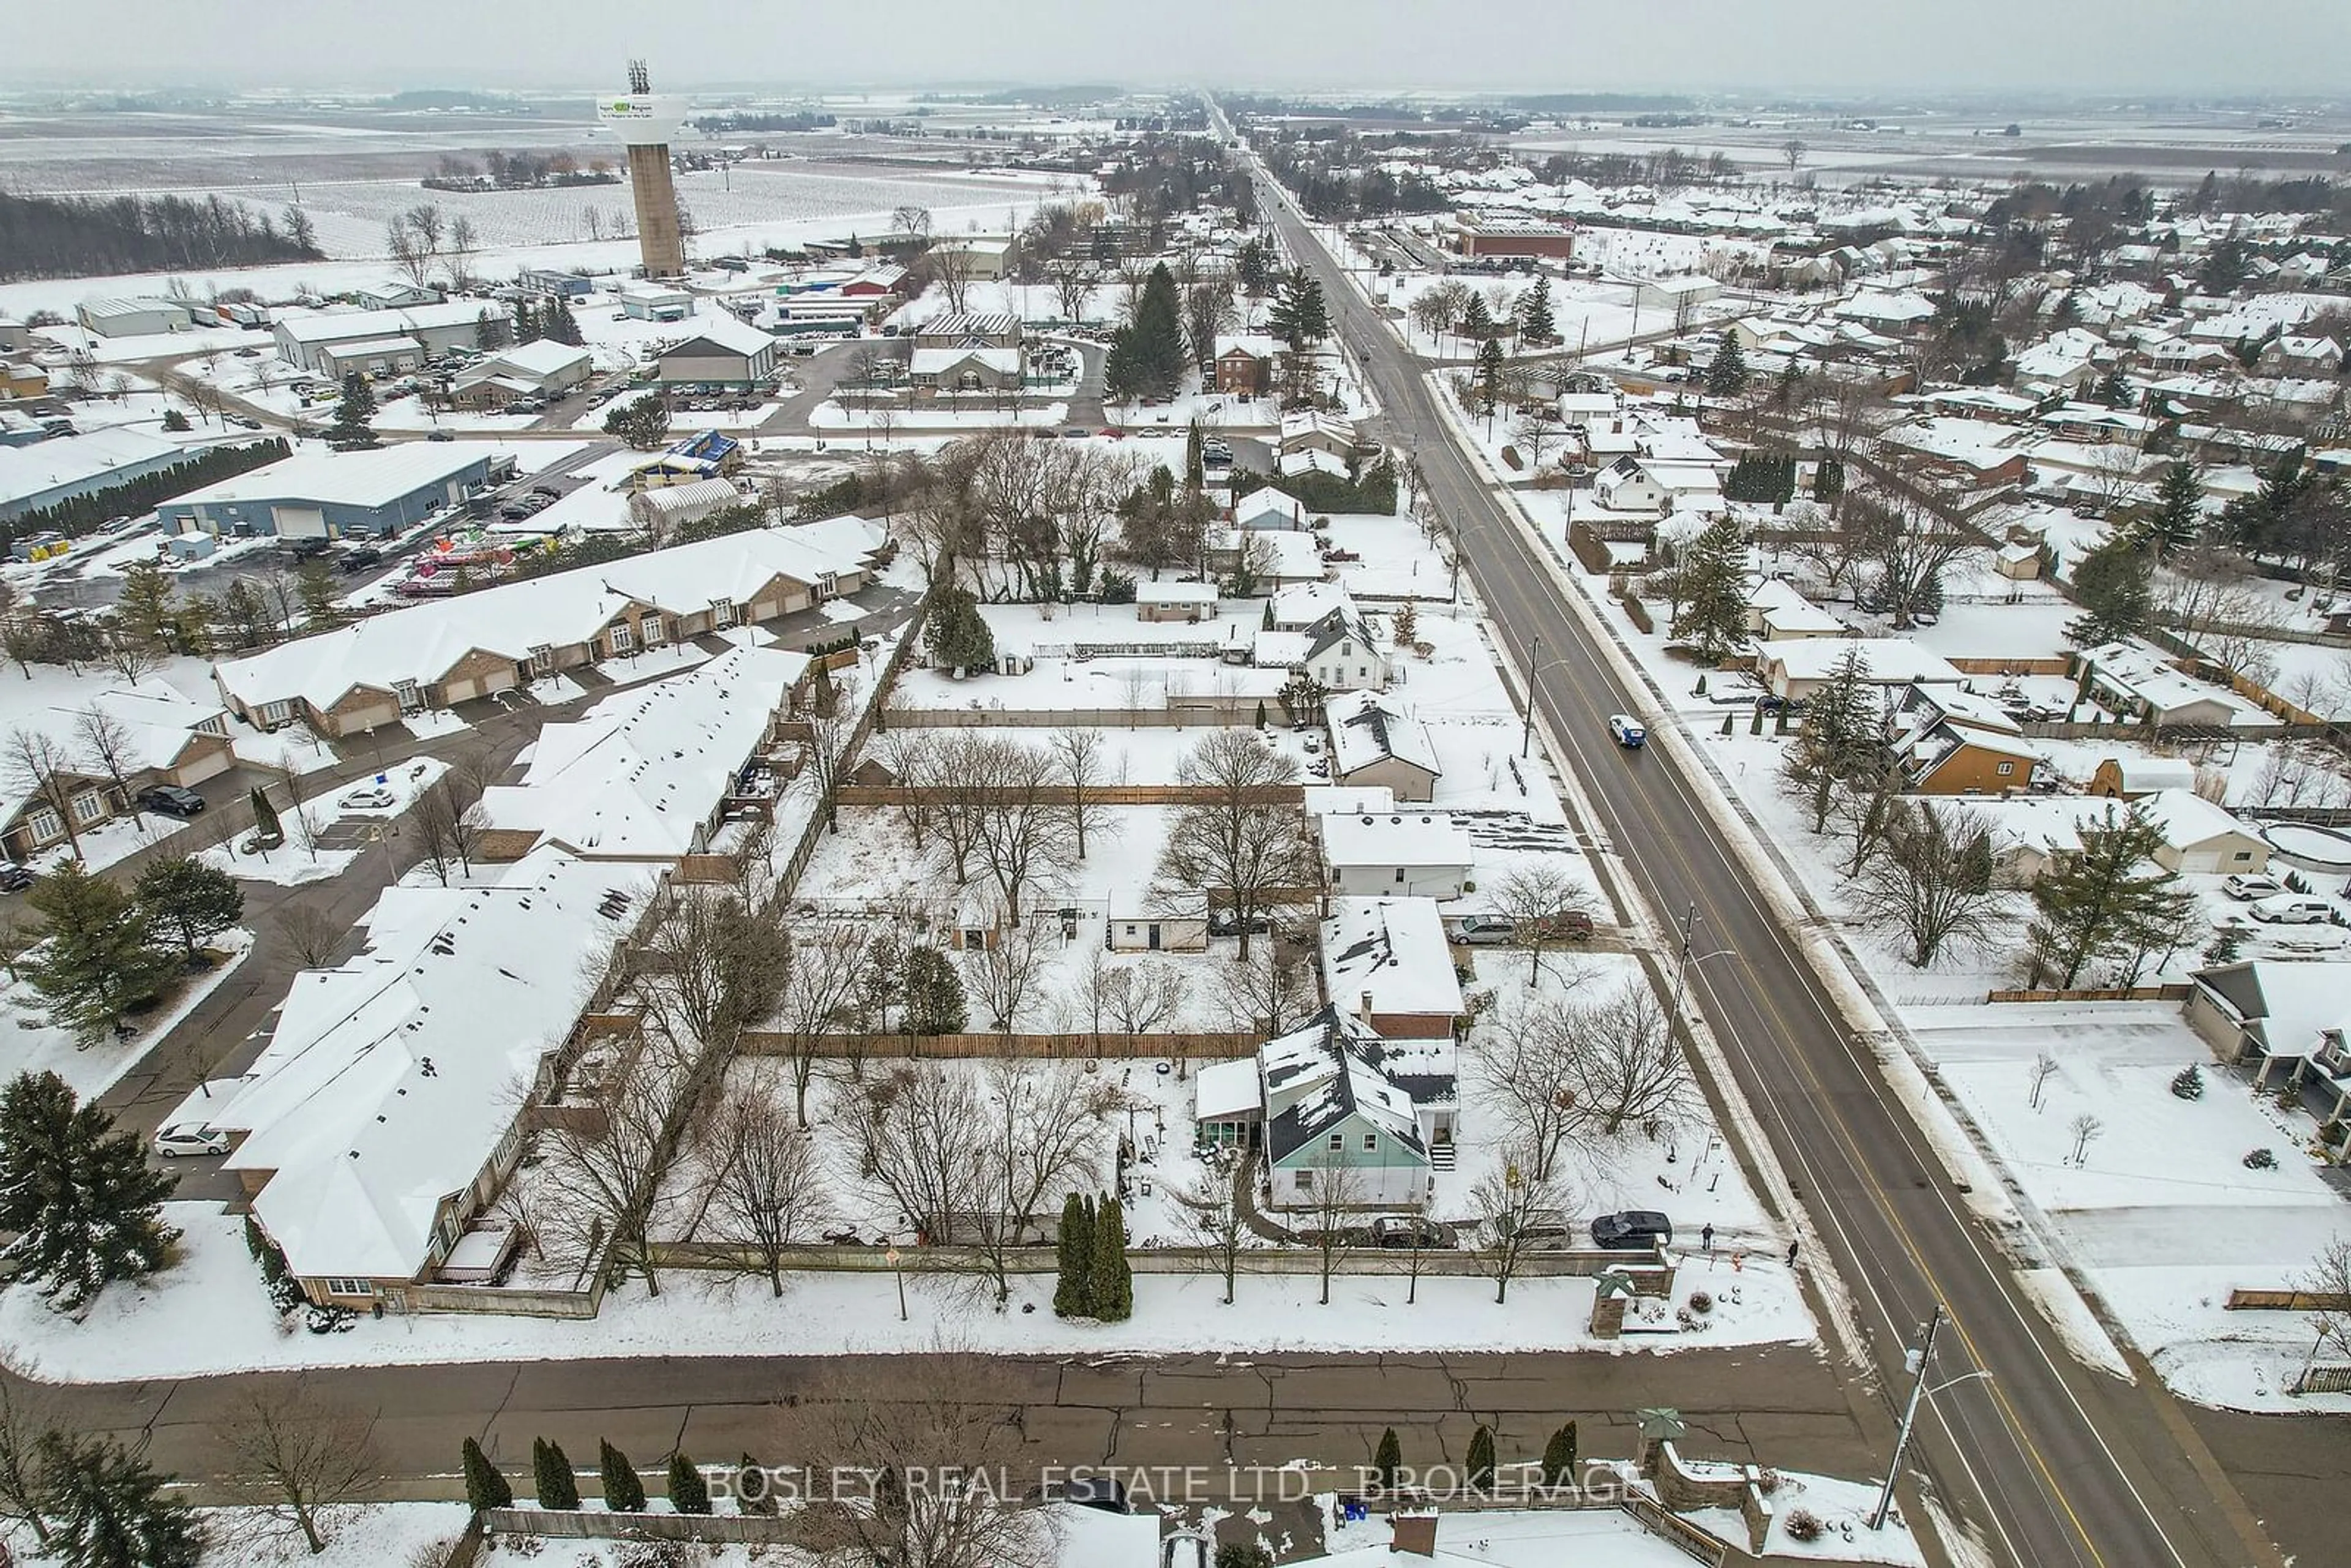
[274,506,328,540]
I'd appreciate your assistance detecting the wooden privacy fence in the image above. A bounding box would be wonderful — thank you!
[2225,1286,2351,1312]
[1946,656,2074,677]
[834,783,1305,807]
[736,1029,1259,1059]
[2293,1364,2351,1395]
[1987,984,2192,1004]
[887,701,1269,729]
[482,1510,796,1547]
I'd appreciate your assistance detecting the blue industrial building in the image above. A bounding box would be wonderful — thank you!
[158,445,501,541]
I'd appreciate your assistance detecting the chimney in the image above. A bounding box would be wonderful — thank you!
[1390,1510,1439,1558]
[1359,990,1375,1022]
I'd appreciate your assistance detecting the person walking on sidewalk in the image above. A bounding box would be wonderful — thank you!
[1700,1223,1714,1254]
[1787,1238,1801,1269]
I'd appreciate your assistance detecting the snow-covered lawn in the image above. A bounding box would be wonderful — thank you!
[1919,1002,2351,1413]
[0,1199,1809,1381]
[0,929,252,1100]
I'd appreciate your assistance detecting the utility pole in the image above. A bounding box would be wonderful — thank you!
[1520,634,1543,759]
[1667,901,1700,1019]
[1872,1304,1944,1530]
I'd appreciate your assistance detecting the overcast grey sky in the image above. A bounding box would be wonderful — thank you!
[7,0,2347,96]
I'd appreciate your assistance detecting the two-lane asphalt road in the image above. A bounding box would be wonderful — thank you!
[1240,157,2281,1568]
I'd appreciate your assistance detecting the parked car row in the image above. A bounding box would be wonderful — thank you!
[1352,1210,1673,1251]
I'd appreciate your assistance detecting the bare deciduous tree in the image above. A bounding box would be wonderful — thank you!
[1561,979,1696,1138]
[217,1384,383,1555]
[702,1072,830,1297]
[71,706,142,824]
[1471,1146,1570,1305]
[1049,727,1113,861]
[1848,801,2011,967]
[1487,861,1595,984]
[771,1354,1060,1568]
[967,739,1074,922]
[1157,730,1316,959]
[2300,1239,2351,1375]
[1209,940,1310,1036]
[273,904,347,969]
[6,727,88,860]
[1044,255,1094,323]
[534,1020,696,1295]
[1174,1165,1248,1305]
[1100,959,1189,1036]
[775,923,868,1127]
[961,923,1048,1031]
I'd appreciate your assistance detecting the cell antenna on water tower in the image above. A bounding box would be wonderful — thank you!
[596,58,687,279]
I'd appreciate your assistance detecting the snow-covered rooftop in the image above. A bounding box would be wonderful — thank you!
[219,847,669,1283]
[1321,896,1463,1022]
[1321,811,1474,871]
[1326,689,1441,779]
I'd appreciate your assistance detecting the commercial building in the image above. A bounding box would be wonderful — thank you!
[1453,218,1577,261]
[618,281,693,322]
[925,236,1014,280]
[0,427,193,522]
[158,444,498,541]
[75,297,192,338]
[211,517,890,737]
[451,340,594,409]
[273,302,512,375]
[654,315,779,389]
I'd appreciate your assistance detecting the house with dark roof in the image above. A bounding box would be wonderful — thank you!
[1254,1005,1456,1209]
[1325,689,1439,801]
[1881,683,2039,795]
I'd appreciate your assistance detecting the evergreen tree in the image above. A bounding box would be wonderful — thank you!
[38,1431,202,1568]
[1235,237,1272,297]
[1541,1421,1578,1488]
[2143,460,2205,558]
[1185,422,1205,492]
[249,785,283,844]
[1267,268,1329,350]
[1373,1427,1402,1491]
[114,560,177,652]
[737,1453,778,1515]
[296,556,345,631]
[1777,647,1879,835]
[2026,805,2199,989]
[1107,263,1188,401]
[0,1070,176,1311]
[21,863,177,1048]
[602,393,673,451]
[1474,338,1505,416]
[1053,1191,1095,1318]
[667,1452,711,1515]
[533,1438,580,1510]
[160,407,190,432]
[2064,533,2154,647]
[1517,278,1556,343]
[544,295,585,347]
[1089,1193,1132,1321]
[328,372,375,446]
[1812,454,1845,503]
[901,945,966,1033]
[133,855,243,964]
[924,584,996,672]
[1703,332,1749,397]
[462,1436,514,1512]
[1466,1425,1496,1495]
[2093,365,2132,408]
[1672,515,1752,662]
[512,298,543,343]
[598,1439,646,1512]
[1459,290,1494,341]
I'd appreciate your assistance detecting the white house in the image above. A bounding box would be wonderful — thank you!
[1234,489,1311,532]
[1321,811,1475,898]
[1322,896,1464,1040]
[1592,456,1724,517]
[1756,637,1963,702]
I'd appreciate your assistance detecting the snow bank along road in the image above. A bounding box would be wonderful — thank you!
[1238,151,2281,1568]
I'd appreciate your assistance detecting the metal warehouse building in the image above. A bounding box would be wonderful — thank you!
[157,444,500,541]
[0,427,195,521]
[75,297,193,338]
[272,302,512,375]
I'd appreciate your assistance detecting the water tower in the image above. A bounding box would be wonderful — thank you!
[596,59,688,279]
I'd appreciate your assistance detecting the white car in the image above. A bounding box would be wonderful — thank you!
[339,786,399,811]
[152,1123,229,1158]
[2249,895,2336,925]
[2222,874,2285,902]
[1608,713,1647,749]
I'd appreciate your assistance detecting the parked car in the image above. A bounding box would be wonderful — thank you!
[2223,874,2285,902]
[339,786,398,811]
[2249,895,2335,925]
[152,1123,229,1158]
[426,429,456,441]
[136,784,206,817]
[1207,910,1272,938]
[339,546,384,574]
[1591,1210,1674,1250]
[1487,1209,1576,1250]
[1608,713,1647,749]
[0,863,34,893]
[1371,1215,1449,1250]
[1456,916,1517,945]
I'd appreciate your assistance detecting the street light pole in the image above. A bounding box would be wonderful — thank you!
[1872,1304,1944,1530]
[1520,635,1543,759]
